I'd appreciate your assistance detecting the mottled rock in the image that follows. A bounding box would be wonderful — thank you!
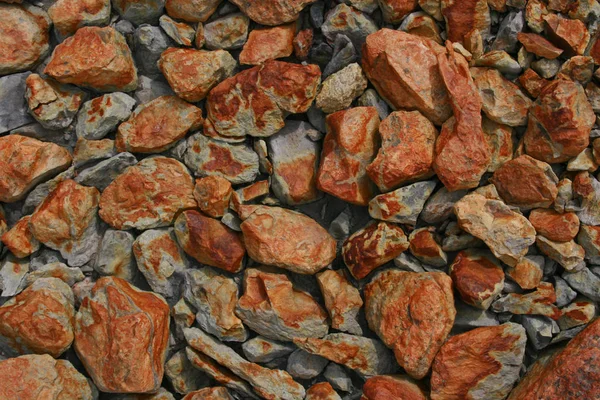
[133,25,171,78]
[578,225,600,264]
[1,216,39,258]
[529,209,579,242]
[316,63,367,114]
[183,387,232,400]
[573,172,600,226]
[362,375,426,400]
[242,336,295,363]
[76,93,136,140]
[323,35,357,79]
[159,15,195,46]
[378,0,417,23]
[491,10,524,53]
[369,181,436,225]
[517,32,563,59]
[94,229,136,281]
[316,269,363,334]
[48,0,110,40]
[322,3,378,53]
[506,256,543,290]
[193,176,232,218]
[75,153,137,191]
[204,13,249,50]
[422,187,466,224]
[112,0,164,25]
[558,300,595,330]
[544,14,589,57]
[409,227,447,267]
[230,0,315,26]
[73,138,116,167]
[518,68,548,98]
[536,236,585,271]
[25,262,84,287]
[165,0,221,22]
[240,23,295,65]
[563,266,600,301]
[440,0,490,44]
[293,28,313,60]
[472,50,522,75]
[491,282,561,319]
[0,256,29,297]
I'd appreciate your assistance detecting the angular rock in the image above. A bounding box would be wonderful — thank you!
[1,216,40,258]
[536,236,585,271]
[572,172,600,226]
[0,72,34,134]
[578,225,600,264]
[183,388,232,400]
[293,28,313,61]
[518,68,548,98]
[316,269,363,334]
[491,282,561,320]
[48,0,110,40]
[76,93,136,140]
[558,300,595,330]
[506,256,543,290]
[517,32,563,59]
[323,35,357,79]
[133,25,171,78]
[305,382,341,400]
[240,23,295,65]
[230,0,315,26]
[242,336,295,363]
[368,181,436,225]
[316,63,367,114]
[112,0,164,25]
[440,0,490,44]
[472,50,522,75]
[491,10,525,53]
[75,152,137,191]
[287,349,329,380]
[204,13,249,50]
[399,11,442,44]
[165,0,221,22]
[25,262,84,287]
[192,176,231,218]
[94,229,136,281]
[529,209,579,242]
[362,375,427,400]
[422,187,467,224]
[159,15,195,47]
[409,227,447,267]
[324,364,353,393]
[321,3,377,57]
[0,256,29,297]
[454,301,499,330]
[544,14,589,57]
[563,267,600,301]
[379,0,418,23]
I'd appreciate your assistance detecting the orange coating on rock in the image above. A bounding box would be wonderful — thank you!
[450,250,504,309]
[193,176,232,218]
[1,216,39,258]
[240,23,295,65]
[361,375,427,400]
[529,209,580,242]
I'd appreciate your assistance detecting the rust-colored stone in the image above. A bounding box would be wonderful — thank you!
[505,256,543,290]
[361,375,427,400]
[306,382,341,400]
[529,208,580,242]
[1,216,39,258]
[517,32,563,59]
[239,23,295,65]
[441,0,490,44]
[183,387,233,400]
[379,0,418,23]
[482,118,513,172]
[165,0,222,22]
[230,0,317,26]
[492,281,562,320]
[409,227,447,267]
[544,14,590,57]
[193,176,232,218]
[48,0,110,39]
[518,68,549,98]
[293,28,313,60]
[316,269,363,335]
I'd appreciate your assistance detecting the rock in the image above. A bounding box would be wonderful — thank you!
[524,79,595,164]
[324,363,353,393]
[0,256,29,297]
[0,354,96,399]
[321,4,377,56]
[0,3,50,74]
[530,58,560,79]
[362,375,426,400]
[559,300,595,330]
[454,301,499,330]
[133,75,173,104]
[454,193,536,266]
[94,229,136,281]
[422,187,467,224]
[317,107,379,206]
[567,148,598,172]
[75,146,133,183]
[506,256,544,290]
[433,45,490,191]
[45,26,138,92]
[517,32,563,59]
[440,0,490,44]
[25,262,84,287]
[76,93,136,140]
[322,35,357,79]
[0,278,74,358]
[518,68,548,98]
[116,96,202,154]
[239,23,295,65]
[185,133,259,185]
[544,14,589,57]
[305,383,341,400]
[287,349,329,380]
[573,172,600,226]
[357,88,390,120]
[1,216,40,258]
[368,181,436,225]
[364,270,455,379]
[184,327,306,400]
[159,15,195,46]
[578,225,600,264]
[529,209,579,242]
[491,10,524,53]
[379,0,418,23]
[193,176,232,218]
[563,267,600,301]
[29,180,100,267]
[491,282,561,319]
[242,336,295,363]
[431,323,527,400]
[99,157,196,230]
[449,249,505,310]
[316,63,367,114]
[293,28,313,60]
[555,275,577,307]
[230,0,316,26]
[236,268,328,341]
[0,72,34,134]
[133,25,171,78]
[0,134,72,203]
[75,277,169,393]
[366,110,437,192]
[520,315,557,350]
[158,48,235,103]
[472,50,522,75]
[183,388,232,400]
[409,227,447,267]
[399,11,442,44]
[204,13,249,50]
[112,0,164,25]
[165,0,220,22]
[362,29,451,126]
[48,0,110,40]
[174,210,245,273]
[316,269,363,334]
[536,236,585,271]
[508,318,600,399]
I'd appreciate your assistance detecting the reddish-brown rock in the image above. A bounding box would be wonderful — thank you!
[1,216,39,258]
[239,23,295,65]
[293,28,313,60]
[45,26,138,92]
[544,14,590,57]
[116,96,203,154]
[449,249,504,310]
[183,387,233,400]
[529,209,580,242]
[379,0,418,23]
[433,44,490,191]
[316,269,363,335]
[518,68,549,99]
[431,323,527,400]
[365,270,455,379]
[343,222,409,280]
[165,0,221,22]
[517,32,564,59]
[239,205,336,275]
[99,157,196,230]
[491,155,558,209]
[317,107,379,206]
[47,0,110,39]
[0,135,72,203]
[306,382,341,400]
[75,277,170,393]
[366,110,437,192]
[193,176,232,218]
[361,375,427,400]
[362,29,451,126]
[506,256,544,290]
[174,210,245,273]
[408,227,447,266]
[482,118,513,172]
[491,282,562,320]
[230,0,316,26]
[441,0,490,44]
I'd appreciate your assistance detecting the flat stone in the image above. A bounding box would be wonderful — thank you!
[517,32,563,59]
[316,63,367,114]
[25,262,84,287]
[240,23,295,65]
[1,216,40,258]
[242,336,295,363]
[491,10,524,53]
[491,282,561,320]
[48,0,110,40]
[536,236,585,271]
[287,349,329,380]
[559,299,595,330]
[230,0,316,26]
[193,176,232,218]
[506,256,544,290]
[75,151,135,189]
[563,266,600,301]
[409,227,447,267]
[204,13,249,50]
[324,363,353,393]
[544,14,589,57]
[76,93,136,140]
[0,72,34,134]
[368,181,436,225]
[94,229,136,281]
[316,269,363,334]
[454,301,499,330]
[112,0,164,25]
[440,0,490,44]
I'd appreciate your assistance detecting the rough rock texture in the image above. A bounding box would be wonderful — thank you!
[230,0,317,26]
[536,235,585,271]
[0,72,34,134]
[94,229,136,281]
[240,23,295,65]
[193,176,232,218]
[368,181,436,225]
[529,209,579,242]
[1,216,39,258]
[112,0,164,25]
[316,63,368,114]
[409,227,447,266]
[440,0,490,44]
[48,0,110,40]
[362,375,427,400]
[365,270,455,379]
[316,269,363,335]
[76,93,136,140]
[491,282,561,320]
[165,0,221,22]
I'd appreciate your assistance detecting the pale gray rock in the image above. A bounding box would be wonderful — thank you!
[442,233,484,252]
[316,63,368,114]
[422,188,467,224]
[369,181,437,225]
[25,262,84,287]
[321,4,378,57]
[520,315,557,350]
[204,13,249,50]
[112,0,165,25]
[111,388,174,400]
[30,248,67,271]
[0,256,29,297]
[159,15,195,46]
[454,301,499,330]
[134,75,175,103]
[165,139,188,162]
[242,336,296,363]
[133,25,172,77]
[76,93,136,140]
[287,349,329,380]
[75,153,137,191]
[555,276,578,307]
[165,350,209,395]
[307,104,327,133]
[531,58,561,79]
[393,253,426,272]
[575,174,600,225]
[94,229,137,281]
[322,35,358,79]
[0,72,34,134]
[550,325,587,345]
[563,267,600,301]
[221,210,242,232]
[22,167,75,215]
[491,11,524,53]
[578,226,600,264]
[324,363,353,393]
[357,88,390,120]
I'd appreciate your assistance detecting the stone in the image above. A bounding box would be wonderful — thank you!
[449,249,504,310]
[293,28,313,60]
[377,0,416,23]
[506,256,544,290]
[0,135,71,203]
[368,181,437,225]
[204,13,249,50]
[305,382,341,400]
[25,262,84,287]
[472,51,522,76]
[321,3,378,55]
[422,187,467,224]
[409,227,447,267]
[567,148,598,172]
[578,225,600,264]
[529,209,579,242]
[294,333,396,378]
[316,63,368,114]
[520,315,556,350]
[112,0,164,25]
[365,270,455,379]
[366,110,437,192]
[316,269,363,334]
[531,58,560,79]
[94,229,136,281]
[491,10,524,53]
[48,0,110,40]
[240,23,295,65]
[165,0,221,22]
[76,93,136,140]
[481,118,513,173]
[440,0,490,44]
[518,68,548,98]
[454,193,537,266]
[536,236,585,271]
[362,375,426,400]
[317,107,379,206]
[357,88,390,120]
[183,388,232,400]
[99,156,195,230]
[399,11,442,44]
[323,35,357,79]
[454,301,499,330]
[185,133,259,185]
[75,153,137,191]
[184,327,306,400]
[236,268,328,341]
[431,323,526,400]
[517,33,563,59]
[230,0,316,26]
[158,48,235,103]
[45,26,138,92]
[242,336,295,363]
[116,96,202,154]
[0,73,34,134]
[362,29,451,126]
[491,282,561,320]
[558,300,595,330]
[434,45,490,191]
[159,15,195,46]
[471,67,532,127]
[21,168,77,216]
[0,278,74,358]
[323,364,352,393]
[239,205,336,275]
[287,349,329,380]
[544,14,589,57]
[193,176,232,218]
[29,180,100,267]
[555,275,577,307]
[573,172,600,226]
[1,216,40,258]
[0,256,29,297]
[563,267,600,301]
[133,26,171,78]
[0,354,96,399]
[174,210,245,273]
[0,3,50,74]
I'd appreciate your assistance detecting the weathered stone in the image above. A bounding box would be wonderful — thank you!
[304,382,341,400]
[558,300,595,330]
[75,153,137,191]
[94,229,136,281]
[0,73,34,134]
[369,181,436,225]
[454,193,536,266]
[230,0,316,26]
[165,0,221,22]
[409,227,447,267]
[362,375,426,400]
[1,216,39,258]
[159,15,195,46]
[530,58,560,79]
[323,364,352,393]
[454,301,499,330]
[422,187,467,224]
[492,282,561,319]
[536,236,585,271]
[25,262,84,287]
[578,225,600,264]
[555,275,577,307]
[491,10,524,53]
[193,176,232,218]
[316,269,363,334]
[431,323,526,400]
[133,26,171,78]
[242,336,295,363]
[563,266,600,301]
[517,32,563,59]
[240,23,295,65]
[321,3,377,55]
[399,11,442,44]
[45,26,138,92]
[204,13,249,50]
[287,349,329,380]
[440,0,490,44]
[293,28,313,60]
[322,35,357,79]
[0,256,29,297]
[573,172,600,226]
[365,270,455,379]
[48,0,110,40]
[76,93,136,140]
[506,256,543,290]
[183,387,232,400]
[112,0,164,25]
[518,68,548,98]
[544,14,589,57]
[472,50,522,75]
[316,63,367,114]
[100,157,196,230]
[529,209,579,242]
[567,148,598,172]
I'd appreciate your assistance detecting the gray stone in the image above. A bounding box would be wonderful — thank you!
[134,75,175,104]
[321,4,378,57]
[550,325,587,345]
[253,139,272,175]
[357,88,390,120]
[76,93,136,140]
[577,225,600,264]
[22,167,75,215]
[473,51,522,76]
[25,262,84,287]
[0,72,34,134]
[221,210,242,232]
[531,58,561,79]
[324,363,353,393]
[10,122,75,149]
[204,13,249,50]
[329,207,352,243]
[322,35,358,79]
[30,248,67,271]
[563,267,600,301]
[575,174,600,226]
[26,78,86,130]
[0,256,29,297]
[165,139,188,162]
[112,0,165,25]
[491,11,525,53]
[309,39,334,69]
[287,349,329,380]
[316,63,368,114]
[133,25,172,77]
[74,153,137,191]
[454,300,499,330]
[368,181,437,225]
[519,315,557,350]
[307,104,327,133]
[73,138,116,168]
[165,349,209,395]
[393,253,425,272]
[442,233,484,252]
[422,187,467,224]
[310,1,325,28]
[555,276,578,307]
[242,336,296,363]
[94,229,137,281]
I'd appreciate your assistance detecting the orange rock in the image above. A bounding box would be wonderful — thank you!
[165,0,221,22]
[230,0,317,25]
[505,256,543,290]
[558,56,594,84]
[343,221,409,280]
[183,387,233,400]
[193,176,232,218]
[366,110,437,192]
[379,0,418,23]
[362,29,451,126]
[361,375,427,400]
[317,107,379,206]
[409,227,447,267]
[491,155,558,209]
[174,210,245,273]
[99,157,196,230]
[544,14,590,57]
[158,48,236,102]
[492,281,562,320]
[482,118,514,172]
[239,205,336,275]
[75,277,170,393]
[441,0,490,44]
[433,44,490,191]
[400,11,442,43]
[517,32,564,59]
[306,382,341,400]
[316,269,363,335]
[365,270,455,379]
[239,23,295,65]
[529,208,580,242]
[47,0,110,39]
[0,134,72,203]
[116,96,203,154]
[45,26,138,92]
[518,68,549,98]
[0,3,50,74]
[1,216,39,258]
[0,278,74,358]
[449,249,504,310]
[293,28,313,60]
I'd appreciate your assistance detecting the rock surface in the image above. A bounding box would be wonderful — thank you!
[76,93,136,140]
